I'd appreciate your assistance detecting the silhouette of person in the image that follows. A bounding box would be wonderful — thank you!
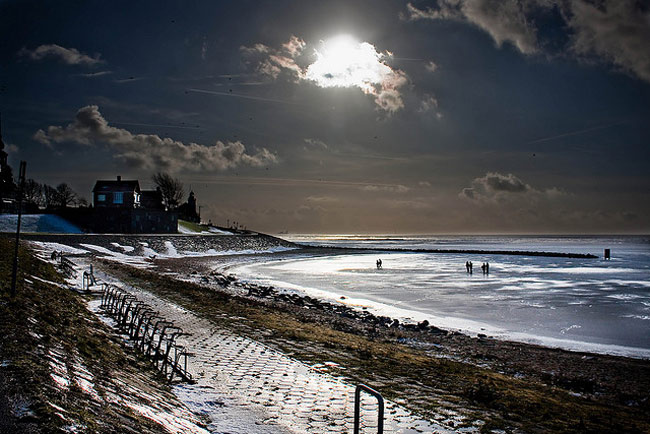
[465,261,470,273]
[486,262,489,274]
[378,259,383,269]
[481,263,486,275]
[469,261,473,274]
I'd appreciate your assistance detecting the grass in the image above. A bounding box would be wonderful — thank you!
[178,219,210,233]
[99,259,650,433]
[0,237,202,433]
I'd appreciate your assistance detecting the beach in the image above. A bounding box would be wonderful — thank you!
[11,232,650,432]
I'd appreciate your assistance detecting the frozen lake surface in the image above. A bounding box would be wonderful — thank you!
[229,235,650,358]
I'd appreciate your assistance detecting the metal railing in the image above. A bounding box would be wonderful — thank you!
[97,270,194,383]
[59,256,77,278]
[354,384,385,434]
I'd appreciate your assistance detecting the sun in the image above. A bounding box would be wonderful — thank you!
[319,35,360,71]
[305,34,391,90]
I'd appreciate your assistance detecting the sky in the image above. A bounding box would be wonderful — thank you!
[1,0,649,234]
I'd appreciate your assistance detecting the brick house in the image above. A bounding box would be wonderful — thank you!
[89,176,176,233]
[92,176,141,208]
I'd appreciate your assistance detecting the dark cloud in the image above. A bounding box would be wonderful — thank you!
[460,172,563,202]
[33,105,278,172]
[303,138,329,149]
[406,1,538,54]
[567,0,650,82]
[19,44,103,66]
[405,0,650,82]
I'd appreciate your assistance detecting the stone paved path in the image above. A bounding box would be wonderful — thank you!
[73,261,467,434]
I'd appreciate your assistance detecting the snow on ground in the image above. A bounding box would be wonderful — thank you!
[28,237,298,270]
[208,227,233,235]
[30,241,89,256]
[0,214,83,234]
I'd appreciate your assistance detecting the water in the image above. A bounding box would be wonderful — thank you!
[227,235,650,359]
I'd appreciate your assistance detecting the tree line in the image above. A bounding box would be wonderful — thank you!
[21,180,85,210]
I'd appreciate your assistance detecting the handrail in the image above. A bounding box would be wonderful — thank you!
[354,384,384,434]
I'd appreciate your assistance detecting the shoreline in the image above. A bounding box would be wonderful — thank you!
[96,256,650,432]
[18,232,647,359]
[9,233,650,431]
[230,262,650,360]
[166,253,650,360]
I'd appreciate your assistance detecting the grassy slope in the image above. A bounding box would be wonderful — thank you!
[178,220,209,233]
[0,238,203,433]
[99,260,650,434]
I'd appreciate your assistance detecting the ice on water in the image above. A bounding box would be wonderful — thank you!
[230,235,650,358]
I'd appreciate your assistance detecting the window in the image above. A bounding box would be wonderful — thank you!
[113,192,123,204]
[97,194,106,202]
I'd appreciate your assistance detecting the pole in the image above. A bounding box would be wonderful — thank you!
[10,160,26,298]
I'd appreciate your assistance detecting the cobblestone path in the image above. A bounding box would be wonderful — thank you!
[84,266,463,433]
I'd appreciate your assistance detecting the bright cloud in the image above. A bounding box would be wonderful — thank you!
[33,105,277,172]
[241,35,409,113]
[305,35,408,113]
[19,44,103,66]
[360,184,410,193]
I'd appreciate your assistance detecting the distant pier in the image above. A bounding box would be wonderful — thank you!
[305,245,599,259]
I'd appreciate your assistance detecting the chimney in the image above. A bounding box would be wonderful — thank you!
[117,175,122,182]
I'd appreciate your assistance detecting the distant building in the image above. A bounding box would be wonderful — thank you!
[177,190,200,223]
[87,175,177,233]
[92,176,141,208]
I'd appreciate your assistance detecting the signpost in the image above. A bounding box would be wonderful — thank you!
[10,160,26,297]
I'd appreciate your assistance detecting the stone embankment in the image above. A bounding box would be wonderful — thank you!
[23,233,296,255]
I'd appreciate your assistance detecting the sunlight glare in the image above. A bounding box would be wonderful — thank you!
[305,34,392,91]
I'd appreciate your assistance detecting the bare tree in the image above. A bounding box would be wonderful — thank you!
[43,184,59,209]
[55,183,78,208]
[22,179,44,207]
[151,172,184,210]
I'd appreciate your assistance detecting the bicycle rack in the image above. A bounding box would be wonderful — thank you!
[91,267,193,383]
[354,384,385,434]
[59,256,77,278]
